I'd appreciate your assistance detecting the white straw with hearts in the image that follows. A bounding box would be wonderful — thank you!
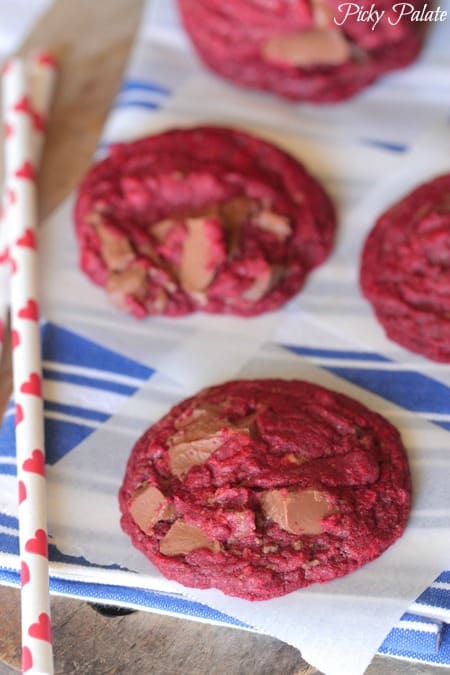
[0,212,8,356]
[2,54,56,675]
[0,51,56,361]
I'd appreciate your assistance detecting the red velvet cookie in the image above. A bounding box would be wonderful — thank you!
[119,379,411,601]
[360,173,450,363]
[74,127,335,318]
[177,0,425,102]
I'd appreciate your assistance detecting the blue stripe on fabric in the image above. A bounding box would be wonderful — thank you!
[114,100,161,111]
[2,415,98,466]
[0,464,16,476]
[416,586,450,610]
[1,560,449,662]
[436,421,450,431]
[0,413,15,458]
[361,138,408,153]
[380,626,441,656]
[437,571,450,584]
[0,566,250,628]
[283,344,391,362]
[44,418,96,464]
[44,401,110,423]
[1,323,156,466]
[323,367,450,415]
[0,532,19,555]
[120,79,171,95]
[0,513,18,529]
[401,612,443,625]
[283,343,450,418]
[1,530,450,661]
[41,323,153,380]
[42,368,137,396]
[379,626,450,665]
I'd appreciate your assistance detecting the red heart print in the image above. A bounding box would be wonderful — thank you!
[21,561,30,586]
[23,449,45,476]
[15,403,24,425]
[32,112,45,133]
[4,121,13,138]
[1,61,12,75]
[0,247,8,264]
[14,95,33,115]
[20,373,42,397]
[18,480,27,504]
[35,52,57,68]
[16,228,36,249]
[22,646,33,671]
[12,330,20,349]
[15,161,36,181]
[8,187,16,204]
[25,529,48,557]
[18,299,39,321]
[10,255,17,275]
[28,612,52,643]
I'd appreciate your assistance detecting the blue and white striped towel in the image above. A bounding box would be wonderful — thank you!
[1,321,450,675]
[1,1,450,674]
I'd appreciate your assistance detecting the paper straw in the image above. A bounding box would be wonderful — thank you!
[2,56,56,675]
[0,210,9,359]
[27,51,57,166]
[0,52,56,364]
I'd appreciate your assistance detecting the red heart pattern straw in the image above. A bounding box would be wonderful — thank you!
[0,50,55,358]
[2,53,57,675]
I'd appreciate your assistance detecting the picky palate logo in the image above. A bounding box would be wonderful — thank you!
[334,3,448,30]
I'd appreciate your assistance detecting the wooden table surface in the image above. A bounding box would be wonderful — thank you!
[0,2,445,673]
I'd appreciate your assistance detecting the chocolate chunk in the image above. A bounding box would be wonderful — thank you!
[260,488,333,535]
[150,218,176,243]
[219,196,259,254]
[129,484,176,534]
[169,434,226,480]
[233,414,258,439]
[220,196,258,226]
[178,216,222,293]
[97,223,136,271]
[253,209,291,240]
[169,406,229,478]
[173,405,226,439]
[263,29,351,68]
[169,406,257,479]
[159,520,220,556]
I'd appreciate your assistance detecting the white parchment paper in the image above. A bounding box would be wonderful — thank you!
[46,342,450,675]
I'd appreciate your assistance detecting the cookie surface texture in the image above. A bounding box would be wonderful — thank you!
[74,127,336,318]
[360,173,450,363]
[119,379,411,600]
[178,0,425,102]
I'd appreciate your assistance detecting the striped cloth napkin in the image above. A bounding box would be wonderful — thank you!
[1,1,450,674]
